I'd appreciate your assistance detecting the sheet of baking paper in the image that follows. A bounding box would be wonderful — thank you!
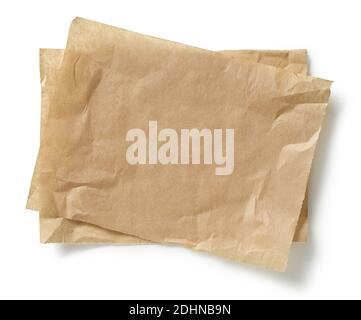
[40,18,331,270]
[27,48,308,243]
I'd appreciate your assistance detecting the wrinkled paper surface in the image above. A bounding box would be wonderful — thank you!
[39,18,331,270]
[27,48,309,243]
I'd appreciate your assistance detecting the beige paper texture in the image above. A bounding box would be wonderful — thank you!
[28,48,308,243]
[39,18,331,270]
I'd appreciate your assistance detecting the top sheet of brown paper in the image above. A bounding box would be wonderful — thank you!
[39,18,330,271]
[27,48,308,243]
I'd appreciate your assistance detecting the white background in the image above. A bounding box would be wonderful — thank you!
[0,0,359,300]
